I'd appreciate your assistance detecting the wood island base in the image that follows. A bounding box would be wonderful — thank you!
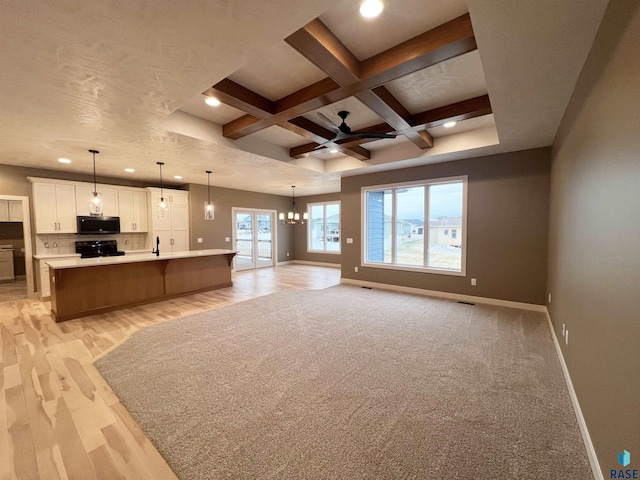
[49,252,236,322]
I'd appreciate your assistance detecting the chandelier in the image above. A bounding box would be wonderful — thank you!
[279,186,308,225]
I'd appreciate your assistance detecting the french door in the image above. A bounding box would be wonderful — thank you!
[232,208,276,271]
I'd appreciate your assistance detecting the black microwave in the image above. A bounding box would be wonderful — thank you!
[76,216,121,235]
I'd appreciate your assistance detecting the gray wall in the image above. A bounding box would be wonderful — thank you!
[341,148,551,305]
[294,192,342,265]
[547,0,640,471]
[187,184,294,264]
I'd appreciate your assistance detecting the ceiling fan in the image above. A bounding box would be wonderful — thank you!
[315,110,397,149]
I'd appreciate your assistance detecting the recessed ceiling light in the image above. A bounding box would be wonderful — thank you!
[360,0,383,18]
[330,149,339,153]
[205,97,221,107]
[174,175,182,180]
[124,168,135,173]
[443,121,457,128]
[58,158,72,164]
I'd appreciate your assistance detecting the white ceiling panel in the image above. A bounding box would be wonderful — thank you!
[250,125,310,148]
[385,51,488,114]
[320,0,468,60]
[228,41,327,101]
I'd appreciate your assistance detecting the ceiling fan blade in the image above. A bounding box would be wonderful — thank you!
[316,113,340,134]
[352,132,397,139]
[314,132,350,149]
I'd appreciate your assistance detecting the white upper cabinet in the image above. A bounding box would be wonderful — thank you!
[32,182,77,233]
[0,201,8,221]
[0,200,21,221]
[9,200,23,221]
[75,185,119,217]
[147,188,189,252]
[118,188,148,232]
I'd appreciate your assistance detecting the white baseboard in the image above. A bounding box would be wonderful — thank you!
[340,278,546,312]
[544,309,603,480]
[277,260,294,266]
[291,260,341,269]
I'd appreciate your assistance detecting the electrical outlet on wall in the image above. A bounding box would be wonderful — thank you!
[197,238,203,243]
[471,278,477,286]
[354,266,358,273]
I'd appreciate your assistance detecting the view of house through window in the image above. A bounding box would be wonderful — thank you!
[308,202,340,253]
[363,177,466,274]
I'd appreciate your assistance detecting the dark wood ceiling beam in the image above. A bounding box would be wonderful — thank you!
[206,79,274,118]
[284,19,360,85]
[410,95,492,129]
[341,145,371,161]
[357,87,433,149]
[358,13,477,89]
[222,114,262,140]
[281,117,334,144]
[222,78,342,139]
[291,142,371,161]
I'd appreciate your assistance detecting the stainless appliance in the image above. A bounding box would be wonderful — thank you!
[75,240,125,258]
[76,216,121,235]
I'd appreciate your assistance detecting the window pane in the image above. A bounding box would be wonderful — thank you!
[395,186,424,266]
[427,182,463,271]
[309,205,325,251]
[366,190,392,263]
[325,203,340,252]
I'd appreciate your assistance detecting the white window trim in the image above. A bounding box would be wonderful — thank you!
[307,200,341,254]
[360,175,468,277]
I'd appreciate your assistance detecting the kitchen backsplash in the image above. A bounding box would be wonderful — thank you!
[35,233,148,255]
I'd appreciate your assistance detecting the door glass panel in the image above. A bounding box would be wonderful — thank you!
[256,214,273,267]
[235,212,254,270]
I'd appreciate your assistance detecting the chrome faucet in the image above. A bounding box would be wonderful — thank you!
[152,236,160,256]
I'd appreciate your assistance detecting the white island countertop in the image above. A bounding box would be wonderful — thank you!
[46,249,237,270]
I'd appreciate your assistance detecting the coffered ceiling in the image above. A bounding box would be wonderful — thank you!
[0,0,609,195]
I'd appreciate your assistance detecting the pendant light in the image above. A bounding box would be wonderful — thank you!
[204,170,214,220]
[156,162,168,218]
[88,149,103,216]
[279,186,308,225]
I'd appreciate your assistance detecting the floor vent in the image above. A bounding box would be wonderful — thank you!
[361,286,372,289]
[458,301,475,305]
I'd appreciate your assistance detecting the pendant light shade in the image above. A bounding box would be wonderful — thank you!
[156,162,168,218]
[88,149,103,216]
[204,170,214,220]
[280,186,307,225]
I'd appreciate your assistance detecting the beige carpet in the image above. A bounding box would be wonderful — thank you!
[96,285,593,479]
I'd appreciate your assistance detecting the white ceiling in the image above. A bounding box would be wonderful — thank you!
[0,0,609,196]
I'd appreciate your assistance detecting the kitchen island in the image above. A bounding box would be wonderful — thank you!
[46,249,237,322]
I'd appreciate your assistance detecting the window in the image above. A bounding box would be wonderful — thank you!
[308,201,340,253]
[363,176,467,275]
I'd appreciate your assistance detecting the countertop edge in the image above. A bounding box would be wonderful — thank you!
[46,250,237,269]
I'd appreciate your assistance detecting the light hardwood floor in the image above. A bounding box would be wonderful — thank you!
[0,264,340,479]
